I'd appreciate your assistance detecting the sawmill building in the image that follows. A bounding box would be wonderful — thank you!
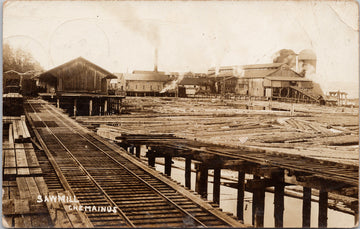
[123,70,172,96]
[236,63,321,102]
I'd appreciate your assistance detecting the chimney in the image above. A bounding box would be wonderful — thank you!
[154,48,158,72]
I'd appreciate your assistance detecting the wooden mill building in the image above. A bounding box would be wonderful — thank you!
[178,77,213,97]
[236,63,322,103]
[207,63,323,103]
[37,57,125,116]
[123,70,173,96]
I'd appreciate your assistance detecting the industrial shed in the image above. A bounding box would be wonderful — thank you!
[38,57,116,94]
[178,77,213,97]
[36,57,124,116]
[235,63,323,103]
[124,70,171,96]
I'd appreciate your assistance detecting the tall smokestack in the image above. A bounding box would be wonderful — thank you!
[154,48,158,72]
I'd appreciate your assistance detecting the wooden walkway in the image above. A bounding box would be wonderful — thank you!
[2,117,91,227]
[20,99,245,228]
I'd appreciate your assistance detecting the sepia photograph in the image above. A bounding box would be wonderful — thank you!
[2,0,359,228]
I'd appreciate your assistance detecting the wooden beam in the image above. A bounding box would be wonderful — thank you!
[89,99,93,116]
[355,209,359,226]
[252,175,260,226]
[185,157,191,189]
[254,181,265,227]
[222,160,246,170]
[237,171,245,222]
[213,168,221,204]
[246,178,276,190]
[195,163,208,199]
[164,156,172,176]
[129,145,134,155]
[302,187,311,227]
[135,145,141,158]
[104,99,108,115]
[73,99,77,117]
[147,151,155,167]
[318,190,328,228]
[274,171,284,228]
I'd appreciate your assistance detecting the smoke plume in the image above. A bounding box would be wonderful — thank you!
[160,73,185,93]
[272,49,297,70]
[102,3,160,47]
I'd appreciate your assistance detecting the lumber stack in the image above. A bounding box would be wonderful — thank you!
[3,142,42,178]
[3,93,24,116]
[8,116,31,143]
[2,177,51,227]
[3,116,92,228]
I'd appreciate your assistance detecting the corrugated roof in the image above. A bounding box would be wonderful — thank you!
[124,73,170,82]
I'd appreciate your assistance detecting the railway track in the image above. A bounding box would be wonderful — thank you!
[24,99,244,228]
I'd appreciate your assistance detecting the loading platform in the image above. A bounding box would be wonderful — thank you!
[19,99,245,227]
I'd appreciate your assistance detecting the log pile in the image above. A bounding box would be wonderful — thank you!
[77,97,359,165]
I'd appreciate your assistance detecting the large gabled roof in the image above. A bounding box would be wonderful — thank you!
[241,63,305,79]
[38,57,117,79]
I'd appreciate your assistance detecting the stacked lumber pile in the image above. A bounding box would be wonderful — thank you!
[3,143,42,178]
[6,116,31,143]
[3,93,24,116]
[2,177,51,227]
[2,178,91,227]
[3,116,93,228]
[2,118,50,227]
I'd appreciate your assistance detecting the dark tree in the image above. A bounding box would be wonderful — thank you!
[3,42,43,73]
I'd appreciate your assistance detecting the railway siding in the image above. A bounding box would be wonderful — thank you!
[24,99,245,228]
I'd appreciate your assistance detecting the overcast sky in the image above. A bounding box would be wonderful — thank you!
[3,0,359,97]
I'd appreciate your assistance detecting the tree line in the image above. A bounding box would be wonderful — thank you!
[3,42,43,74]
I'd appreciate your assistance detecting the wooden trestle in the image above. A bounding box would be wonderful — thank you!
[108,131,359,228]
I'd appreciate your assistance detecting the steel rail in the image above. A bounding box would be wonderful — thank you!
[27,101,136,228]
[43,102,209,227]
[30,101,213,227]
